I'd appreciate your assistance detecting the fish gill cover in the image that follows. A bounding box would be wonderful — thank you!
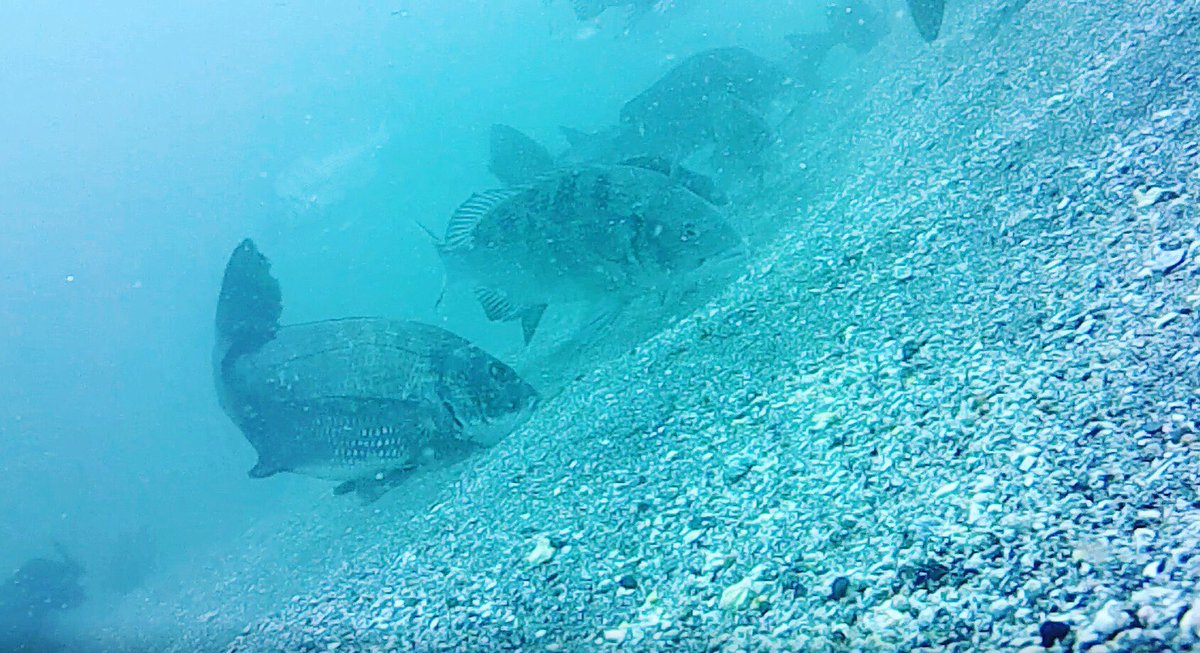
[1,0,1198,652]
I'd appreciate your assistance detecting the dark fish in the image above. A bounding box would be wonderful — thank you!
[214,240,539,502]
[906,0,946,42]
[429,162,745,344]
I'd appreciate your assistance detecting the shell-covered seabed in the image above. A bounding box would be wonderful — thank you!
[100,0,1200,651]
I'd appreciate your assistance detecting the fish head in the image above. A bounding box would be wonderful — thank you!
[437,347,540,447]
[641,210,748,275]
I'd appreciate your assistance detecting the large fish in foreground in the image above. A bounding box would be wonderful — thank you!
[428,160,746,344]
[214,240,539,502]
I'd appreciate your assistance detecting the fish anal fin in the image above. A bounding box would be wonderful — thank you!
[521,305,548,345]
[474,288,521,323]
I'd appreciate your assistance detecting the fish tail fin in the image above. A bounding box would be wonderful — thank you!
[215,239,282,363]
[785,31,840,66]
[489,124,556,185]
[906,0,946,43]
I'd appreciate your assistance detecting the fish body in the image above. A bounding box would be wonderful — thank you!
[434,162,745,343]
[214,240,539,501]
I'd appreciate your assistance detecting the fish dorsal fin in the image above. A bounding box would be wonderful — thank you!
[216,239,282,362]
[446,189,524,249]
[672,165,728,207]
[559,125,590,147]
[619,157,728,207]
[620,155,674,177]
[488,124,556,185]
[474,287,521,322]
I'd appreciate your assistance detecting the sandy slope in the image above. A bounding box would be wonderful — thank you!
[96,0,1200,650]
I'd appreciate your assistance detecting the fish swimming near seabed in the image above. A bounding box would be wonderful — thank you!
[426,160,746,344]
[272,122,391,217]
[213,239,539,502]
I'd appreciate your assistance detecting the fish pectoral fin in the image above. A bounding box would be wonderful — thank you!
[521,305,549,345]
[336,469,412,504]
[333,476,388,504]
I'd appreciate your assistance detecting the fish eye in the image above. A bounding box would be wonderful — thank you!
[487,361,508,378]
[680,223,699,241]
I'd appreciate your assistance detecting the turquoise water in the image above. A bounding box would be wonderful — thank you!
[3,1,1197,651]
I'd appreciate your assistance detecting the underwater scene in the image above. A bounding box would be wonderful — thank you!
[2,0,1199,651]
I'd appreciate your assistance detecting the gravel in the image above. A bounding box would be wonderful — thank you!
[162,0,1200,651]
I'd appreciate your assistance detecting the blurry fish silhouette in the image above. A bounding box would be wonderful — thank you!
[0,544,86,652]
[272,122,390,217]
[785,0,892,68]
[213,239,539,502]
[426,160,745,344]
